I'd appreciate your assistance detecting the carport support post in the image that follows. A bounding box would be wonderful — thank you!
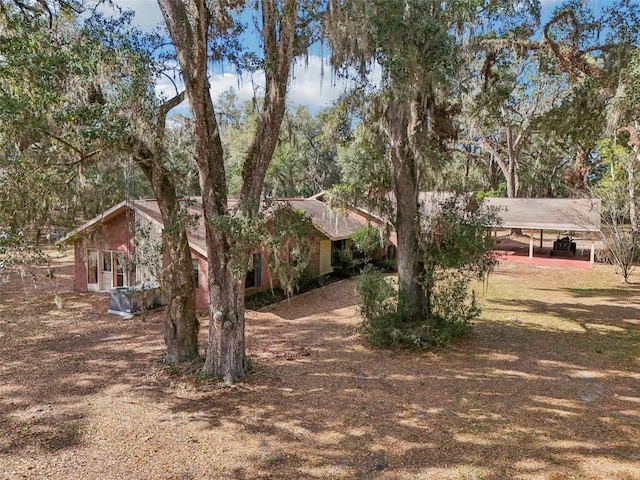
[539,229,543,248]
[590,235,595,264]
[529,229,534,258]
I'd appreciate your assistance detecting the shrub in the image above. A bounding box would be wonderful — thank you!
[331,248,359,277]
[245,288,286,309]
[356,268,475,350]
[355,194,498,351]
[373,257,397,272]
[351,225,383,262]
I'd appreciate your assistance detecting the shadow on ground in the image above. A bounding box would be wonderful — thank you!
[0,267,639,479]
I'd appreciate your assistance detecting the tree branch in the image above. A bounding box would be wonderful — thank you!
[40,130,102,164]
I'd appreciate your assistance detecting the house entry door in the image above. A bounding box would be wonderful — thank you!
[101,251,113,290]
[101,251,126,290]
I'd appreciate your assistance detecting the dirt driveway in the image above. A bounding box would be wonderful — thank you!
[0,260,639,479]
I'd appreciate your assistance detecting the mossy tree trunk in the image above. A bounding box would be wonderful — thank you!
[158,0,301,380]
[129,92,199,365]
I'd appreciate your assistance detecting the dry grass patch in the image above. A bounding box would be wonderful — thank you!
[0,260,639,479]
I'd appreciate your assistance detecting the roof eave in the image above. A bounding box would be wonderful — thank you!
[57,201,128,245]
[495,223,601,232]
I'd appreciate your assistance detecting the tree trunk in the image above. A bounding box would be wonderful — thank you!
[565,145,591,197]
[386,98,427,320]
[485,144,519,198]
[129,125,200,365]
[627,156,639,243]
[158,0,246,379]
[202,230,246,379]
[505,160,519,198]
[620,125,640,237]
[159,0,300,380]
[239,0,297,210]
[157,198,199,364]
[190,69,245,379]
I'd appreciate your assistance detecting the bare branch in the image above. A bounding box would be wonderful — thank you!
[160,71,181,98]
[40,130,101,163]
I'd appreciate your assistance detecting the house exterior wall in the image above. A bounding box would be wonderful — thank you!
[193,248,270,309]
[259,249,271,288]
[191,251,209,310]
[70,205,349,306]
[72,211,134,292]
[318,239,332,275]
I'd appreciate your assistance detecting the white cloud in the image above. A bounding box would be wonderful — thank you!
[208,57,381,111]
[97,2,377,112]
[98,0,165,32]
[288,56,346,109]
[153,56,384,118]
[210,71,266,105]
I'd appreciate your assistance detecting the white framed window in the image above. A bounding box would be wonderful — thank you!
[87,249,98,285]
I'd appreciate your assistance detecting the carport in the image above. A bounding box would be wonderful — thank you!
[484,198,602,263]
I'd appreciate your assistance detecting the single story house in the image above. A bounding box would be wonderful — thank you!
[59,196,369,309]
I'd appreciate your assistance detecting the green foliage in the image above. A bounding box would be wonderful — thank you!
[351,225,383,261]
[593,136,639,283]
[0,228,51,284]
[131,220,163,286]
[594,139,634,190]
[330,247,357,277]
[217,95,341,198]
[208,212,262,281]
[356,268,475,350]
[266,105,341,197]
[260,204,320,298]
[0,8,201,241]
[430,269,480,334]
[356,195,499,350]
[326,119,395,225]
[421,195,500,275]
[207,201,322,297]
[355,268,396,324]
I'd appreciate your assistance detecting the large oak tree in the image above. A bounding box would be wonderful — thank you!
[325,0,539,319]
[157,0,319,379]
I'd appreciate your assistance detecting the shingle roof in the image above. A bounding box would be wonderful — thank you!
[60,193,601,258]
[58,196,368,258]
[418,193,601,232]
[58,197,209,257]
[287,199,369,240]
[484,197,601,232]
[131,198,209,257]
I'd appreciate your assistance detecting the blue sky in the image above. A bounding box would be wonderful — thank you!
[98,0,617,111]
[98,1,348,111]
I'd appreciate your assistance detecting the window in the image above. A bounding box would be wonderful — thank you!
[103,252,112,272]
[331,239,346,266]
[87,249,98,284]
[244,253,261,289]
[114,252,125,287]
[192,259,199,285]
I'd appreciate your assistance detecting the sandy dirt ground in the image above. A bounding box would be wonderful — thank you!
[0,252,639,479]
